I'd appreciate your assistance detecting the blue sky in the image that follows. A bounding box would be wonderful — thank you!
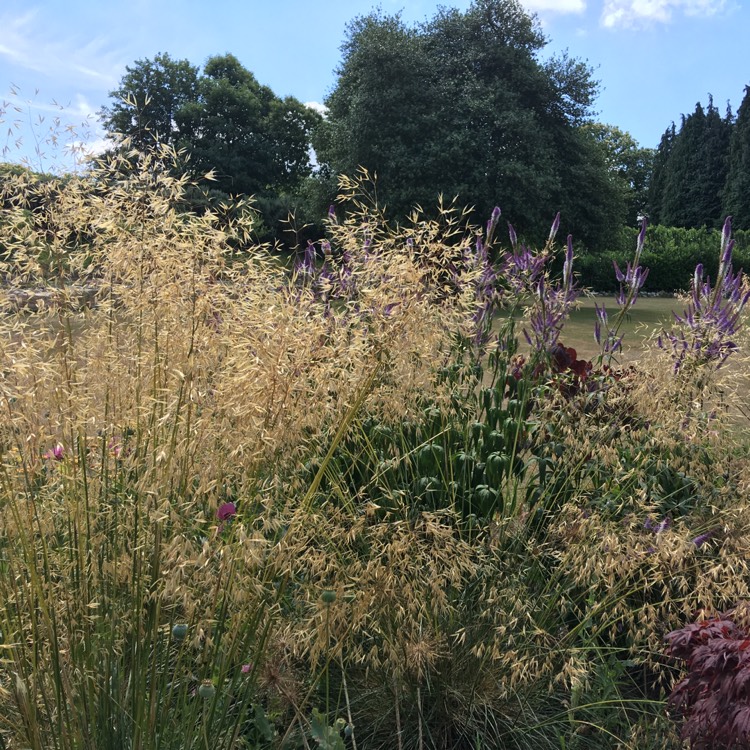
[0,0,747,171]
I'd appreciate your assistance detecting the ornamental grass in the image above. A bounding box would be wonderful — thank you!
[0,147,748,749]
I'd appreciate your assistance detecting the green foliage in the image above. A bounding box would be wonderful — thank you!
[723,85,750,229]
[576,224,750,292]
[99,52,200,152]
[99,52,321,245]
[649,97,733,229]
[176,54,321,197]
[582,123,655,227]
[315,0,621,249]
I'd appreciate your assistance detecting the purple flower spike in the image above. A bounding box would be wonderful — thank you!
[328,205,337,223]
[692,530,715,548]
[217,502,237,522]
[659,218,749,373]
[637,217,647,253]
[721,216,732,255]
[563,235,574,291]
[548,211,561,243]
[508,223,518,250]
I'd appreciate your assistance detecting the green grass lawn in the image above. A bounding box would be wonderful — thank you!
[562,296,680,360]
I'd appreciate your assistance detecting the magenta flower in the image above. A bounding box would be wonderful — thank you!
[44,443,64,461]
[241,662,253,674]
[217,502,237,522]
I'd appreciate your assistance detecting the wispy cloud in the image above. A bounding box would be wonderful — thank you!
[601,0,728,27]
[0,7,123,88]
[524,0,586,12]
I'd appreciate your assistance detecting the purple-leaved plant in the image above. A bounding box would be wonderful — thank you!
[658,217,750,373]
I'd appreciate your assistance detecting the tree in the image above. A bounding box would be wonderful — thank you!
[647,123,675,224]
[656,97,732,228]
[99,53,199,151]
[723,85,750,229]
[175,54,320,196]
[582,123,654,226]
[100,53,321,240]
[315,0,616,247]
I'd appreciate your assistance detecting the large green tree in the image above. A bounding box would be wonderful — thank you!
[315,0,620,247]
[723,85,750,229]
[99,53,200,151]
[582,123,654,226]
[101,53,320,200]
[176,54,320,197]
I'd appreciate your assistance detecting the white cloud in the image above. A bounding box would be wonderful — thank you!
[601,0,728,27]
[305,101,328,116]
[524,0,586,11]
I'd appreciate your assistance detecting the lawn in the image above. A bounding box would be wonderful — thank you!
[564,295,679,360]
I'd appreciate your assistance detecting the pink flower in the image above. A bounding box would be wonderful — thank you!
[44,444,64,461]
[216,502,237,522]
[241,663,253,674]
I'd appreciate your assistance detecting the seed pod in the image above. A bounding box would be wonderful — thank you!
[198,681,216,700]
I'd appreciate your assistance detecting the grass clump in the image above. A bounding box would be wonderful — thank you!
[0,150,748,749]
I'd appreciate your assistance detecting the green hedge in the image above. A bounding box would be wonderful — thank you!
[576,225,750,293]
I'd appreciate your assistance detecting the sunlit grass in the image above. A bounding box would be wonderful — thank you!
[0,152,748,749]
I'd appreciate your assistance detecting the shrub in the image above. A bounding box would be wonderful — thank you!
[665,604,750,749]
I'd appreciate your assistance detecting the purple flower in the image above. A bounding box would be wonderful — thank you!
[486,206,502,244]
[692,530,715,548]
[508,223,518,250]
[644,516,672,534]
[501,232,579,357]
[596,221,650,360]
[241,662,253,674]
[217,502,237,522]
[659,220,749,373]
[294,241,317,276]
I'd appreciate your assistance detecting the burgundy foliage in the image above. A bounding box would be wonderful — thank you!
[665,606,750,748]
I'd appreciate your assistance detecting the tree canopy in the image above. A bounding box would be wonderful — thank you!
[100,53,320,200]
[648,97,733,229]
[582,123,654,227]
[314,0,623,247]
[100,53,200,152]
[723,86,750,229]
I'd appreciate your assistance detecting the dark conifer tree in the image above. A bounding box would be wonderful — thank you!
[647,123,675,224]
[659,98,731,228]
[723,85,750,229]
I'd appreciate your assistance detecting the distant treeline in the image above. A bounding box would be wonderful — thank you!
[3,0,750,268]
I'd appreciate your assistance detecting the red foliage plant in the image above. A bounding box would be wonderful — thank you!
[665,605,750,749]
